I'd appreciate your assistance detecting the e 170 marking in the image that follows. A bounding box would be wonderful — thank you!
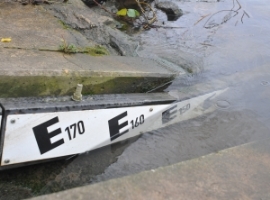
[32,118,86,155]
[65,121,85,140]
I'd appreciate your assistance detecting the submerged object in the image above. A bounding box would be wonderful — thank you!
[0,89,226,170]
[155,1,183,21]
[81,0,106,7]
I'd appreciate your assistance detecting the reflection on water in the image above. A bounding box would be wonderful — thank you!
[0,138,139,199]
[1,0,270,199]
[91,0,270,184]
[93,109,270,182]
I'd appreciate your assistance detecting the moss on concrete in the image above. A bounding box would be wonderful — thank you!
[58,20,71,30]
[58,41,109,56]
[83,46,109,56]
[0,76,173,98]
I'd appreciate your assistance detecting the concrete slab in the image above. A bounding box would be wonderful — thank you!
[0,2,182,98]
[30,138,270,200]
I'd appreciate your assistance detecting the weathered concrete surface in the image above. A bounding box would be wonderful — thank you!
[0,2,183,97]
[30,138,270,200]
[46,0,139,57]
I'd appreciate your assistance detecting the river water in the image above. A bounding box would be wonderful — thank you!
[1,0,270,199]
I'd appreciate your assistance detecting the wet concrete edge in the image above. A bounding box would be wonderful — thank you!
[29,138,270,200]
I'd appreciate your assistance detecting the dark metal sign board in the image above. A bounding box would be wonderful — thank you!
[0,90,226,169]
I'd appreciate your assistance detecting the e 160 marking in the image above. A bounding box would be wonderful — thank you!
[130,114,144,129]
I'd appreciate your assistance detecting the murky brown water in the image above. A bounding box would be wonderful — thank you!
[1,0,270,199]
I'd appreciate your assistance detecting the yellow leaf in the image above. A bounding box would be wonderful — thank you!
[1,38,12,42]
[116,8,127,16]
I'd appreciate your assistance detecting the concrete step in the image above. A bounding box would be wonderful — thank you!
[0,48,179,97]
[0,2,184,98]
[29,138,270,200]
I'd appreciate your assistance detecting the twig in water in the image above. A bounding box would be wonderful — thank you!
[204,0,246,29]
[135,0,158,29]
[144,23,186,29]
[204,10,238,29]
[200,43,213,47]
[243,10,250,18]
[235,0,242,12]
[194,14,210,26]
[241,10,250,24]
[92,0,116,17]
[240,13,245,23]
[231,0,235,11]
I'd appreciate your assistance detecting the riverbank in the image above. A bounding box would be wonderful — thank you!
[2,0,269,199]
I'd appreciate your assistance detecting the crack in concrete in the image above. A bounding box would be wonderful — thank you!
[62,53,84,70]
